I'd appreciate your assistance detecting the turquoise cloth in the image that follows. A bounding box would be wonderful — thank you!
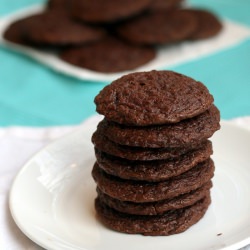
[0,0,250,126]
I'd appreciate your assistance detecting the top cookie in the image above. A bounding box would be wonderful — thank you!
[95,70,214,126]
[70,0,151,23]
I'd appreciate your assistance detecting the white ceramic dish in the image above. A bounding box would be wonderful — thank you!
[1,5,250,82]
[9,121,250,250]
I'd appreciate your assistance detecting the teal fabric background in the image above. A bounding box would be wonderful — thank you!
[0,0,250,126]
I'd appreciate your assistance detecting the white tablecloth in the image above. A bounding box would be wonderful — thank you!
[1,116,250,250]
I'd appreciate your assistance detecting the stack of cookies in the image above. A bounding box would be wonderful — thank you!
[3,0,222,73]
[92,70,220,236]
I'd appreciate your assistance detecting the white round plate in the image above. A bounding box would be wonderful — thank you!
[9,121,250,250]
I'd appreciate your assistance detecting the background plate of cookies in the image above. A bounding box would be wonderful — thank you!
[0,1,250,82]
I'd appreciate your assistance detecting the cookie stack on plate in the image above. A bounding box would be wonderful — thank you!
[91,70,220,236]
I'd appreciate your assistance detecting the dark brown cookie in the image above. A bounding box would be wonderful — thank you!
[95,140,212,181]
[60,37,156,73]
[47,0,70,13]
[92,158,214,202]
[97,105,220,148]
[95,194,211,236]
[186,9,223,39]
[97,181,212,215]
[70,0,151,23]
[116,9,197,45]
[3,16,34,45]
[149,0,183,11]
[20,11,105,46]
[95,70,214,126]
[92,129,206,161]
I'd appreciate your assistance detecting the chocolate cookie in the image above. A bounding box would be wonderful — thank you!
[71,0,151,23]
[187,9,223,39]
[97,105,220,148]
[95,140,212,181]
[21,12,105,46]
[116,9,197,45]
[3,16,35,45]
[92,158,214,202]
[95,70,214,126]
[97,181,212,215]
[149,0,183,11]
[47,0,70,13]
[60,37,156,73]
[95,194,211,235]
[92,129,206,161]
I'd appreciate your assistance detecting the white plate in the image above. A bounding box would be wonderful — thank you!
[9,121,250,250]
[1,5,250,82]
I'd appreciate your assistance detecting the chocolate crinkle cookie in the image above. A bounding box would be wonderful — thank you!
[22,12,105,46]
[149,0,183,11]
[91,70,220,236]
[94,140,213,181]
[70,0,152,23]
[96,105,220,147]
[184,9,223,40]
[94,70,214,126]
[60,37,156,73]
[92,129,206,161]
[96,181,212,215]
[95,194,211,236]
[4,11,106,47]
[47,0,70,14]
[92,159,215,203]
[3,17,34,46]
[116,9,198,45]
